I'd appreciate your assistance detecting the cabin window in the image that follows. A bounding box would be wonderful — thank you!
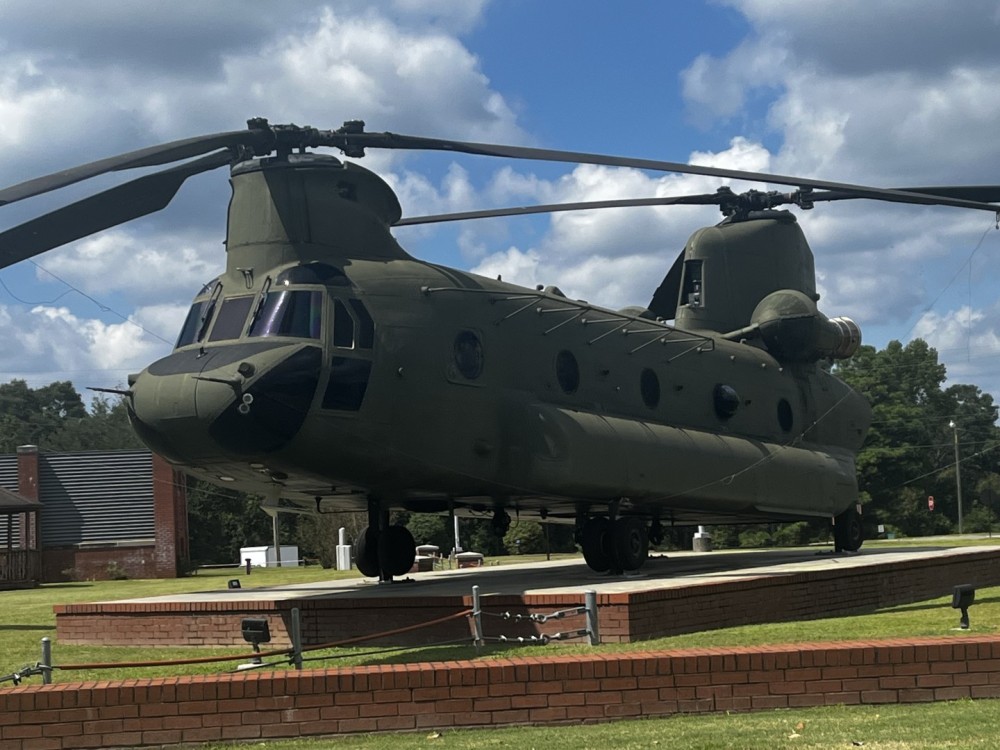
[640,368,660,409]
[556,350,580,394]
[322,357,371,410]
[713,383,740,419]
[208,296,254,342]
[248,290,323,339]
[454,331,484,380]
[778,398,794,432]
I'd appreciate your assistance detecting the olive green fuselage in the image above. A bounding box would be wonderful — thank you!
[128,153,871,526]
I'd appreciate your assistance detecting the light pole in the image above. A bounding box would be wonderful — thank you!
[949,419,963,534]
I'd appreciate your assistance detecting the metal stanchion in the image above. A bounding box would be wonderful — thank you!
[40,637,52,684]
[472,585,484,649]
[290,608,303,670]
[585,590,600,645]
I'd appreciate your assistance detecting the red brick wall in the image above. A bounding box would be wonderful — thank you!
[42,544,159,583]
[54,548,1000,647]
[2,636,999,749]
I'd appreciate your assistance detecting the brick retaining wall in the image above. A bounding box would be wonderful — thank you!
[1,636,999,748]
[54,547,1000,647]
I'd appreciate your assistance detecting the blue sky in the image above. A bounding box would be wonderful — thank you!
[0,0,999,397]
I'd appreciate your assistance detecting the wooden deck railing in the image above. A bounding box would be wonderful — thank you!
[0,548,41,584]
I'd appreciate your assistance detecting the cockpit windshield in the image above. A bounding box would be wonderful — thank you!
[175,279,221,348]
[248,289,323,339]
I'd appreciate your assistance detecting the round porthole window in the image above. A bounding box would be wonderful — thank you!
[556,350,580,394]
[640,368,660,409]
[713,383,740,420]
[453,331,483,379]
[777,398,794,432]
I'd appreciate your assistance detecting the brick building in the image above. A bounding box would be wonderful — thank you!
[0,446,188,581]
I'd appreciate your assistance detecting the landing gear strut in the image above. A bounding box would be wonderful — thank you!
[355,500,417,582]
[833,504,864,553]
[579,515,649,574]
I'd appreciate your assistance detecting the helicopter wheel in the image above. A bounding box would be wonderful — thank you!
[355,526,381,578]
[378,525,417,577]
[610,516,649,571]
[581,516,613,572]
[834,505,864,553]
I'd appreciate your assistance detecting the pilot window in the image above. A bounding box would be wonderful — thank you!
[349,299,374,349]
[208,296,254,342]
[247,290,323,339]
[332,299,354,348]
[176,298,212,348]
[322,357,372,410]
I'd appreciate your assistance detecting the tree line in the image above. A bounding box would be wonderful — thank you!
[1,338,996,564]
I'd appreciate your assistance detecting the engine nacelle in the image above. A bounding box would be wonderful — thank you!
[750,289,861,362]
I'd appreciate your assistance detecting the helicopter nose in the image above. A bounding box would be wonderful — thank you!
[128,345,323,462]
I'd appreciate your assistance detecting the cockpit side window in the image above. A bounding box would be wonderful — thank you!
[248,289,323,339]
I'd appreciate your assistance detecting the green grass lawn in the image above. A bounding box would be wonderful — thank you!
[192,701,1000,750]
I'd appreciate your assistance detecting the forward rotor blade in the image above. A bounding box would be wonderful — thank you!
[395,193,721,226]
[0,129,263,207]
[647,250,686,321]
[0,150,232,269]
[332,131,1000,214]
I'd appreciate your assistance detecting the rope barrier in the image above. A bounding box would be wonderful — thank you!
[299,609,474,653]
[13,607,475,680]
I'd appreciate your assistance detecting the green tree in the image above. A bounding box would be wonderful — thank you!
[836,340,1000,536]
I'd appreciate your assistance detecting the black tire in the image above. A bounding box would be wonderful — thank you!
[581,516,612,572]
[378,524,417,577]
[355,526,380,577]
[834,505,864,552]
[611,516,648,571]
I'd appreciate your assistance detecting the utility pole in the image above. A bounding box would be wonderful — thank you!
[950,419,963,535]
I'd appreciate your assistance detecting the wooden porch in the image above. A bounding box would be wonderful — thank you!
[0,486,41,589]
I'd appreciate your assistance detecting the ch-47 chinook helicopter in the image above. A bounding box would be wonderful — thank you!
[1,119,998,581]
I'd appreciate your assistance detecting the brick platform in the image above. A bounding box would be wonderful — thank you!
[54,546,1000,648]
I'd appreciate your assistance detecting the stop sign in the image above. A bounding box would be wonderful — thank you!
[928,495,935,511]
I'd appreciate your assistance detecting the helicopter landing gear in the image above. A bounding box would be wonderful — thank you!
[580,515,649,573]
[612,516,649,571]
[356,502,417,581]
[490,509,511,536]
[581,516,613,572]
[833,504,864,553]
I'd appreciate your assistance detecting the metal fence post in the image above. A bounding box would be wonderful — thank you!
[585,590,600,646]
[290,608,303,670]
[40,636,52,684]
[472,585,484,649]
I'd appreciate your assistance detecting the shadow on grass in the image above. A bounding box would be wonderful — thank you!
[0,624,54,631]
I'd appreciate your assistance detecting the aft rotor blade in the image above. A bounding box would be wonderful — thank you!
[647,250,686,321]
[395,193,721,226]
[0,129,263,207]
[0,150,232,269]
[331,131,1000,214]
[810,185,1000,206]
